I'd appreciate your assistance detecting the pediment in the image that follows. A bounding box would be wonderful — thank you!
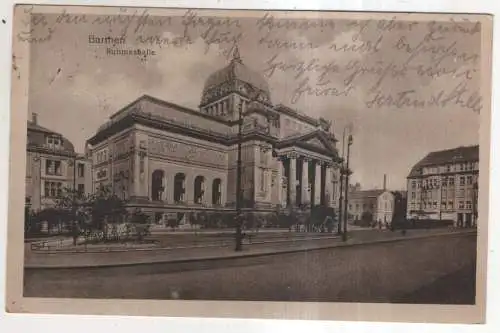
[277,130,340,160]
[304,137,325,149]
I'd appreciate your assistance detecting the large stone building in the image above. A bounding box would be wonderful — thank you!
[26,113,93,211]
[86,48,342,225]
[406,145,479,227]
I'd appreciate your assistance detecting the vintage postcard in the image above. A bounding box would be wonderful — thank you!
[6,5,492,323]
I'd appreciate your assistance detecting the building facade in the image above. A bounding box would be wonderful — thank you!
[26,113,93,211]
[406,145,479,227]
[86,48,342,225]
[347,189,395,227]
[375,191,396,225]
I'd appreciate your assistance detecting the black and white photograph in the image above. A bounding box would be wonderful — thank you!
[6,5,492,323]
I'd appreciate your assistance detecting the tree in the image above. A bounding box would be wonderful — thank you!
[55,186,92,228]
[55,184,127,241]
[89,185,127,239]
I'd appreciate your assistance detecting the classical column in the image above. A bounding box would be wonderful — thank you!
[325,163,333,207]
[289,155,297,207]
[314,161,322,205]
[276,157,283,205]
[301,157,310,205]
[278,157,287,207]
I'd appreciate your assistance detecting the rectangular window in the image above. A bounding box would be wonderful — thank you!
[459,201,464,209]
[45,160,62,176]
[411,180,416,189]
[448,201,454,209]
[140,156,145,173]
[466,201,472,209]
[411,192,416,199]
[467,175,473,185]
[44,182,50,197]
[46,135,62,149]
[446,165,451,172]
[45,160,54,174]
[449,177,455,186]
[44,181,63,198]
[441,201,447,209]
[460,176,465,186]
[78,163,85,177]
[77,184,85,194]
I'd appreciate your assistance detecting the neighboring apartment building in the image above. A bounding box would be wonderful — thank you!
[348,189,395,226]
[406,145,479,227]
[347,176,406,228]
[25,113,92,211]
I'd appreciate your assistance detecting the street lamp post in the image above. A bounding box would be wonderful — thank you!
[337,127,347,235]
[342,135,353,242]
[235,101,244,252]
[337,161,344,235]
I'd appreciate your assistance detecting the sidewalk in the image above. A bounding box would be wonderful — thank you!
[24,228,476,269]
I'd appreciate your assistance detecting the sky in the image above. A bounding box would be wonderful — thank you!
[26,8,482,190]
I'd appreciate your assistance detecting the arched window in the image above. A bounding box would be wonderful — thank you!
[174,173,186,203]
[151,170,164,201]
[212,178,222,205]
[194,176,205,204]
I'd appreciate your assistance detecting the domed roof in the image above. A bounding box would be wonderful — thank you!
[201,46,271,105]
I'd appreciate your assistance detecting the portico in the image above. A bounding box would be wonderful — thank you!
[277,150,337,210]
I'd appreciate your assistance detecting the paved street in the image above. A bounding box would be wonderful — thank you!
[25,228,470,268]
[24,232,477,304]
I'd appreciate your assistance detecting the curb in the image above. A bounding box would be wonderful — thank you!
[30,235,340,254]
[24,230,477,270]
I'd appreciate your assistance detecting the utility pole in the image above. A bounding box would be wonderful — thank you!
[235,101,244,252]
[342,135,353,242]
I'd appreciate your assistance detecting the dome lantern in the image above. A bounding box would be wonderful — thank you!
[200,45,271,107]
